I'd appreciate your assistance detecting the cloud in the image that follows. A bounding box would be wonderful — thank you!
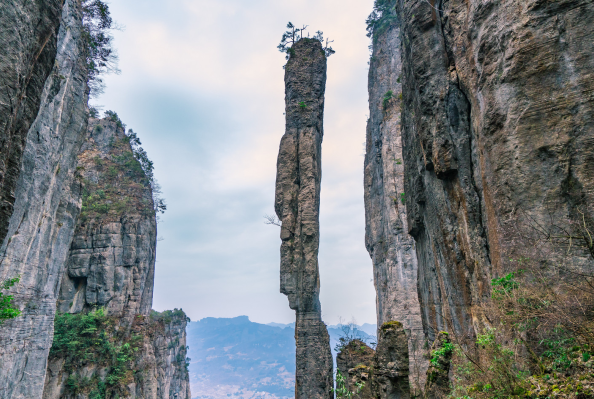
[95,0,376,325]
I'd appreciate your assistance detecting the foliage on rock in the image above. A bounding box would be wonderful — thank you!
[366,0,398,40]
[0,277,21,325]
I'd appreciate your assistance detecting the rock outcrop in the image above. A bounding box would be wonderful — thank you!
[337,340,375,399]
[55,117,156,324]
[424,332,452,399]
[397,0,594,346]
[42,116,190,399]
[336,322,410,399]
[0,0,65,244]
[364,7,427,390]
[0,0,89,396]
[43,309,191,399]
[274,38,333,399]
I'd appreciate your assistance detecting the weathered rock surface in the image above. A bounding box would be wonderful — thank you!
[336,322,411,399]
[424,332,452,399]
[43,310,191,399]
[55,117,156,324]
[0,0,65,244]
[397,0,594,346]
[43,116,190,398]
[274,38,333,399]
[337,339,375,399]
[364,9,427,390]
[0,0,89,396]
[373,322,410,399]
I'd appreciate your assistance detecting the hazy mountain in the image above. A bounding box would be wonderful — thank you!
[188,317,376,399]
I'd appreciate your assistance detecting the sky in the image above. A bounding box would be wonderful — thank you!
[94,0,377,325]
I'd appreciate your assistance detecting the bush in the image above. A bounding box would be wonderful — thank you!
[0,276,21,325]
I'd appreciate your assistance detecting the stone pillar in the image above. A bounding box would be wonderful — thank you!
[274,38,333,399]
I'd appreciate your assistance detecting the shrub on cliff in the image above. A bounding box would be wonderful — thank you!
[0,276,21,325]
[366,0,398,40]
[82,0,119,96]
[277,22,335,61]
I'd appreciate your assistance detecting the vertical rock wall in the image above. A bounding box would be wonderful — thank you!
[0,0,89,396]
[274,38,333,399]
[55,117,156,324]
[364,11,427,389]
[0,0,65,244]
[397,0,594,345]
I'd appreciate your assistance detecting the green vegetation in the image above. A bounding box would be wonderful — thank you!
[0,276,21,325]
[80,115,166,221]
[277,22,335,62]
[82,0,118,96]
[50,309,142,397]
[400,192,406,204]
[333,370,364,398]
[383,90,395,109]
[430,341,453,367]
[299,101,307,109]
[366,0,398,40]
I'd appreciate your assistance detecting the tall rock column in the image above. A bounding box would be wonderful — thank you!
[0,0,89,396]
[274,38,333,399]
[397,0,594,346]
[364,8,427,390]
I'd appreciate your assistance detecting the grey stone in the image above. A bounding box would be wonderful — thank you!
[274,38,333,399]
[364,13,428,392]
[0,0,65,244]
[0,0,89,396]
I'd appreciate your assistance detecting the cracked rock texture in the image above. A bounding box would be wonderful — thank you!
[0,0,65,244]
[55,117,156,324]
[43,117,190,398]
[364,12,427,390]
[337,340,375,399]
[424,332,452,399]
[274,38,333,399]
[373,322,410,399]
[336,323,411,399]
[43,311,191,399]
[0,0,89,397]
[398,0,594,346]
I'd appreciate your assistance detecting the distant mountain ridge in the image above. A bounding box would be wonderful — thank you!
[188,317,376,399]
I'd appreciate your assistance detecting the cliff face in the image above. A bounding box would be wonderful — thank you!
[364,13,427,389]
[43,309,191,399]
[0,0,89,396]
[0,0,65,244]
[336,322,410,399]
[55,117,156,323]
[397,0,594,345]
[274,38,333,399]
[42,116,189,399]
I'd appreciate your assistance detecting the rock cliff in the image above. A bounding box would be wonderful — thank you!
[336,322,410,399]
[397,0,594,347]
[55,117,156,323]
[42,116,190,399]
[274,38,333,399]
[0,0,65,244]
[364,6,427,390]
[0,0,89,396]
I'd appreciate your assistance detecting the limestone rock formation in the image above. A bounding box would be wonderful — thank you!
[43,309,191,399]
[55,117,156,324]
[373,322,410,399]
[0,0,65,244]
[337,340,375,399]
[336,322,411,399]
[0,0,89,396]
[42,116,190,399]
[274,38,333,399]
[424,332,452,399]
[397,0,594,346]
[364,7,427,390]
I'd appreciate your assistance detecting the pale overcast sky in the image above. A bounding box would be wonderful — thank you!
[94,0,376,325]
